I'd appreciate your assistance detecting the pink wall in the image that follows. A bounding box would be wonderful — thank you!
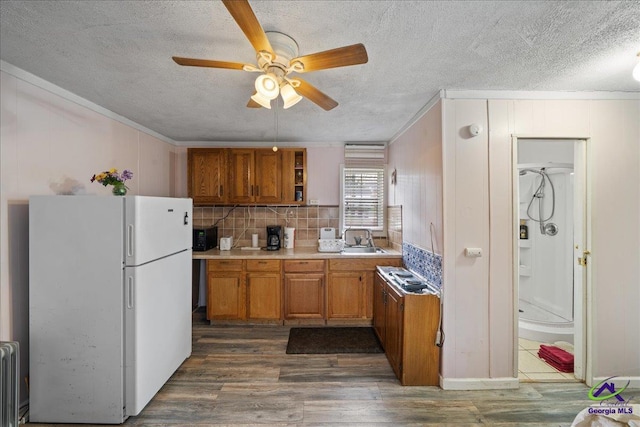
[391,95,639,387]
[440,97,640,385]
[1,69,179,403]
[306,145,343,206]
[388,100,443,254]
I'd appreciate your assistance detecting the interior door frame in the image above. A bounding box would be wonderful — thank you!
[511,136,592,384]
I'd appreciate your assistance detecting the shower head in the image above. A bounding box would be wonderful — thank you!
[519,168,544,176]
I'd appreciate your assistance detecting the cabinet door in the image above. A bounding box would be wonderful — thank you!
[188,148,226,204]
[373,274,386,344]
[281,149,306,204]
[207,272,245,320]
[284,273,325,319]
[254,149,282,203]
[228,149,254,203]
[385,285,404,379]
[327,272,363,319]
[247,273,281,320]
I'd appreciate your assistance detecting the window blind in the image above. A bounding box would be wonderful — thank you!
[344,143,386,167]
[343,167,385,230]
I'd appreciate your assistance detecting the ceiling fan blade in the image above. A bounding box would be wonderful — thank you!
[222,0,274,56]
[292,43,368,73]
[172,56,246,70]
[294,78,338,111]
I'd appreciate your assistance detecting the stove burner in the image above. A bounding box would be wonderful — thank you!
[403,283,429,292]
[394,272,413,278]
[378,266,439,295]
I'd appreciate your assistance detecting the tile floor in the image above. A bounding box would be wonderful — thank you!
[518,337,579,382]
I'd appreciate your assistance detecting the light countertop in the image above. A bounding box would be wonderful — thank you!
[192,246,402,260]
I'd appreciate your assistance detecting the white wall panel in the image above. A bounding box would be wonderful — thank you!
[487,99,515,378]
[443,99,491,379]
[588,99,640,377]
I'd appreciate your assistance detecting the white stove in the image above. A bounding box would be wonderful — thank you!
[377,266,439,296]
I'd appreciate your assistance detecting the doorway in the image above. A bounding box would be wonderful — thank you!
[513,138,588,383]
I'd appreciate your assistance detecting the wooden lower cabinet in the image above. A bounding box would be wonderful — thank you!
[384,284,404,379]
[207,259,281,322]
[283,260,326,320]
[284,274,325,319]
[207,270,244,320]
[327,272,362,318]
[246,273,281,320]
[373,272,441,386]
[328,258,401,322]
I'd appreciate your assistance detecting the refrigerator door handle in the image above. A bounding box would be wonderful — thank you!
[127,224,134,257]
[127,276,134,309]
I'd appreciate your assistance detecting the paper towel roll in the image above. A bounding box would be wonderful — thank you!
[251,233,259,248]
[284,227,295,249]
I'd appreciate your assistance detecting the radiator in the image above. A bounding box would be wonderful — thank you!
[0,341,19,427]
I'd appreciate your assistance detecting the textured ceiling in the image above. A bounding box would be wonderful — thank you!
[1,1,639,144]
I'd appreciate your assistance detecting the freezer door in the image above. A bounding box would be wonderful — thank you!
[125,196,193,266]
[124,249,192,416]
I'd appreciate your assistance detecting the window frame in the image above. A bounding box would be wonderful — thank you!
[339,164,386,237]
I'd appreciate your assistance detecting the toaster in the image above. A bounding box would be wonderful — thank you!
[219,236,233,251]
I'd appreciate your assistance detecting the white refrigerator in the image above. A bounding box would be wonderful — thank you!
[29,195,193,424]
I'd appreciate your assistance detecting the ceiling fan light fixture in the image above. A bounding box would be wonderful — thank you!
[281,83,303,109]
[250,92,272,109]
[255,73,279,99]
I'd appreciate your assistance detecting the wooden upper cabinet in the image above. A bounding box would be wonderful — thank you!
[188,147,306,206]
[228,149,255,204]
[188,148,227,205]
[254,149,282,203]
[281,148,306,204]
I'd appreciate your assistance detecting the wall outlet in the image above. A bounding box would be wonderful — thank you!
[309,199,319,205]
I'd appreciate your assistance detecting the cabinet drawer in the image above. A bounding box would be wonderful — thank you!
[208,259,243,271]
[284,259,325,273]
[329,257,402,271]
[246,259,281,272]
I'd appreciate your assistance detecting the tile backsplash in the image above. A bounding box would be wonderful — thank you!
[403,242,443,290]
[193,205,340,248]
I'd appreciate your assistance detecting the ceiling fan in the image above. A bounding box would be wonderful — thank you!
[172,0,368,111]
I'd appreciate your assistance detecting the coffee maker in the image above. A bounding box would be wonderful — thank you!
[266,225,282,251]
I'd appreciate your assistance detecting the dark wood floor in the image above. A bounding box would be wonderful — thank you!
[30,310,623,426]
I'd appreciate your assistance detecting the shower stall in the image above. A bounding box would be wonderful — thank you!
[518,163,574,344]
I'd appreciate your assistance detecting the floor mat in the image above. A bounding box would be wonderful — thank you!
[286,327,384,354]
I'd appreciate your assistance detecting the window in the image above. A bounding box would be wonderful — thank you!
[341,166,385,232]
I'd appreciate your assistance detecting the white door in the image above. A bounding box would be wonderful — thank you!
[572,140,588,380]
[124,249,192,416]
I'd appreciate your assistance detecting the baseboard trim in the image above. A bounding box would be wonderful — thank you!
[591,376,640,389]
[440,376,519,390]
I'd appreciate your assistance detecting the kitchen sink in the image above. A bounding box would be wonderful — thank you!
[341,246,386,254]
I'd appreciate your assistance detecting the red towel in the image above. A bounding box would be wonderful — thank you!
[538,345,574,373]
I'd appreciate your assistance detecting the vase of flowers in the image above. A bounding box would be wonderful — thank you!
[91,168,133,196]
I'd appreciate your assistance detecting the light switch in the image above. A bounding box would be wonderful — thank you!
[465,247,482,257]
